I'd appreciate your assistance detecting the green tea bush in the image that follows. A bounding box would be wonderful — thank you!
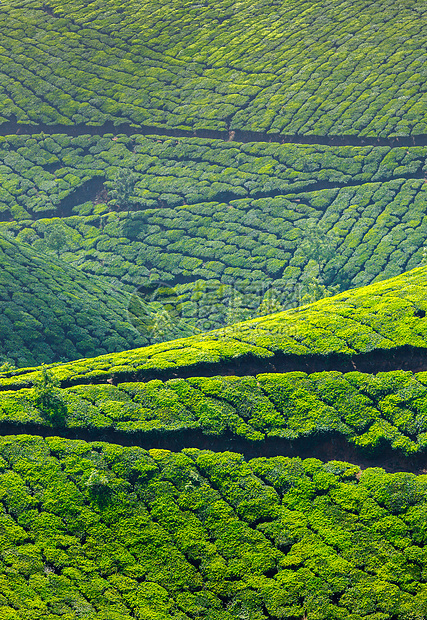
[1,264,427,388]
[0,0,425,136]
[0,233,147,366]
[3,368,427,455]
[1,436,427,618]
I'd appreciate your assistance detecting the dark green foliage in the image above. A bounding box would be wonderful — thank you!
[44,223,68,256]
[0,436,427,618]
[0,233,147,366]
[106,168,139,213]
[32,365,66,426]
[1,134,426,343]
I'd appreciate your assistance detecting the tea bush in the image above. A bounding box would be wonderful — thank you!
[1,264,426,389]
[0,0,425,136]
[1,436,427,618]
[2,369,427,455]
[0,233,146,366]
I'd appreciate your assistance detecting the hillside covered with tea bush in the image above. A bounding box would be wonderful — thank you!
[1,267,427,460]
[1,0,426,137]
[0,132,426,361]
[2,436,427,619]
[0,0,425,363]
[1,0,427,617]
[0,264,425,390]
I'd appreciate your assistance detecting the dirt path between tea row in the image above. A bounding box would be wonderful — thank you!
[1,421,425,474]
[1,118,426,148]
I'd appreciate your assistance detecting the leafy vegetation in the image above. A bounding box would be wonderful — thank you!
[0,0,425,136]
[0,232,146,367]
[0,0,426,612]
[0,263,426,390]
[1,436,427,619]
[1,134,426,220]
[3,369,427,455]
[32,365,66,426]
[0,133,426,346]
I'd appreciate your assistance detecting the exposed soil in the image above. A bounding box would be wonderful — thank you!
[2,421,426,474]
[56,344,427,388]
[1,118,426,148]
[57,177,106,217]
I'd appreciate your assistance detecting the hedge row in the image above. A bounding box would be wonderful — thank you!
[1,264,426,390]
[1,436,427,618]
[0,133,425,219]
[0,0,426,136]
[4,370,427,455]
[0,233,146,367]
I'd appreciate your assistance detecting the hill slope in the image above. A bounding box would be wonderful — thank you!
[0,233,146,366]
[1,1,427,617]
[1,436,427,619]
[0,133,426,349]
[0,264,426,388]
[1,0,426,137]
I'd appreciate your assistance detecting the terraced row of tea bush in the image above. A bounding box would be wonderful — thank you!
[0,234,147,367]
[1,265,426,390]
[1,435,427,619]
[4,369,427,456]
[14,175,424,330]
[1,0,426,137]
[1,133,426,339]
[0,134,425,220]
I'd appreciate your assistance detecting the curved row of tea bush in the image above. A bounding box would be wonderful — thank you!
[0,233,147,367]
[1,0,426,136]
[3,370,427,455]
[0,435,427,619]
[1,134,426,338]
[1,265,426,390]
[14,177,424,318]
[0,133,425,219]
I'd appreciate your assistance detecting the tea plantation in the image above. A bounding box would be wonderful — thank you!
[1,0,427,617]
[0,264,425,390]
[0,232,147,367]
[0,133,426,350]
[3,369,427,456]
[0,0,426,137]
[2,435,427,619]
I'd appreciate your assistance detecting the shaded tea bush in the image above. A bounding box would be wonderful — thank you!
[0,233,146,366]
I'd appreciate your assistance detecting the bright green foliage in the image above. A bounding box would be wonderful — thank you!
[0,233,146,366]
[0,436,427,618]
[32,365,66,425]
[0,0,425,136]
[1,264,427,389]
[2,370,427,454]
